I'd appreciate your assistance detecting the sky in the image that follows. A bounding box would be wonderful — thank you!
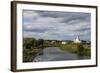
[23,10,91,41]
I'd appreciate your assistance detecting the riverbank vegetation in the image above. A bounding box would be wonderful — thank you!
[59,43,90,58]
[23,38,91,62]
[23,38,44,62]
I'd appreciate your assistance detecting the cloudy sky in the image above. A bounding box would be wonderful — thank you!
[23,10,91,41]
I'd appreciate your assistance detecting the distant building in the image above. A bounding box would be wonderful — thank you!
[51,41,56,44]
[61,41,66,44]
[74,36,81,43]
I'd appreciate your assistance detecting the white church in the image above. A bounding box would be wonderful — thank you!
[73,36,81,43]
[61,36,81,44]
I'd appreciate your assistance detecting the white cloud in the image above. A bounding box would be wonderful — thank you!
[23,10,39,18]
[23,10,91,41]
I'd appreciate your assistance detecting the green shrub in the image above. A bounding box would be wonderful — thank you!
[77,44,85,56]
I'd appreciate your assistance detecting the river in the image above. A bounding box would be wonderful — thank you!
[32,47,80,62]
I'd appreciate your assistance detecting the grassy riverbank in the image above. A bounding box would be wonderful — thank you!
[59,43,91,57]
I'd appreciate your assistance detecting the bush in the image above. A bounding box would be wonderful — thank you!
[77,44,85,57]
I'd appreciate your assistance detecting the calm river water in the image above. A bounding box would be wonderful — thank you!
[32,47,79,62]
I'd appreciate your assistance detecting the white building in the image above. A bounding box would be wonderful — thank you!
[61,41,66,44]
[74,36,81,43]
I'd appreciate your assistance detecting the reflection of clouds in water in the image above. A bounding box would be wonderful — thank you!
[33,47,78,62]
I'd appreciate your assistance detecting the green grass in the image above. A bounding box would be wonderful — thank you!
[59,43,91,58]
[59,44,78,53]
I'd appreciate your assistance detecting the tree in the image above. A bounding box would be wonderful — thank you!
[23,38,36,49]
[77,44,85,57]
[36,39,44,48]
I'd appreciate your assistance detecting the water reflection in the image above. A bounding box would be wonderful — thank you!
[33,47,79,62]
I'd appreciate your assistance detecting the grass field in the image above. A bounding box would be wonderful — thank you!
[59,44,91,57]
